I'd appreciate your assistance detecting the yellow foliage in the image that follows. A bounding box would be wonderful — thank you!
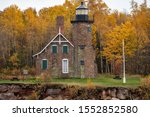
[9,53,20,68]
[87,78,95,89]
[103,21,137,61]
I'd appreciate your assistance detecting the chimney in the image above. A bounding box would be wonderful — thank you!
[56,16,64,34]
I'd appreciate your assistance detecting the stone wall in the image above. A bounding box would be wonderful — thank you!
[0,84,149,100]
[72,22,97,78]
[35,41,74,78]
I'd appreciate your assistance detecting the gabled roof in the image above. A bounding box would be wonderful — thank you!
[33,29,74,57]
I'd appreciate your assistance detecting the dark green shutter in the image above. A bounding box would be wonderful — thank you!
[52,46,57,54]
[42,60,48,70]
[63,46,68,54]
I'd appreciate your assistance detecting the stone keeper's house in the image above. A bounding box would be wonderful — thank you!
[33,2,97,78]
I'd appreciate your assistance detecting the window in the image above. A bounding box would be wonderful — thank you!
[51,45,57,54]
[63,45,69,54]
[62,59,69,73]
[87,26,91,32]
[79,45,85,49]
[80,60,85,65]
[41,59,48,70]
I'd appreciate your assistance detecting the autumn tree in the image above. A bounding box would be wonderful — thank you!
[8,53,20,69]
[0,0,150,76]
[128,0,150,74]
[103,21,137,74]
[23,8,42,66]
[0,5,24,69]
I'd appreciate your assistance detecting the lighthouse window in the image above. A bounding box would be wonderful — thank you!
[80,60,85,65]
[88,26,91,32]
[79,45,85,49]
[76,10,82,15]
[85,10,88,15]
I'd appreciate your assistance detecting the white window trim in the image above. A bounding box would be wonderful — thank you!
[41,59,48,70]
[62,59,69,74]
[62,44,69,53]
[51,44,58,53]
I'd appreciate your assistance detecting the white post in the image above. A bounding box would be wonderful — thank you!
[122,39,126,83]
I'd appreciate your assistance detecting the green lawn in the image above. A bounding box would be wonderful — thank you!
[0,74,142,88]
[51,75,141,88]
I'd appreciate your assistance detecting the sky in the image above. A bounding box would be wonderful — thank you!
[0,0,150,13]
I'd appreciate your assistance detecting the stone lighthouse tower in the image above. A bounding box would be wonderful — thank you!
[71,2,97,78]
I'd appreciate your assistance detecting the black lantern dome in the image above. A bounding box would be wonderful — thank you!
[76,2,88,21]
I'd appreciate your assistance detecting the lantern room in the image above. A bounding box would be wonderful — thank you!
[76,2,89,21]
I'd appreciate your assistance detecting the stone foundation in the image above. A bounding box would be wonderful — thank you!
[0,84,148,100]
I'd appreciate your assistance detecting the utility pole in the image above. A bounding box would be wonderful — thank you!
[122,39,126,83]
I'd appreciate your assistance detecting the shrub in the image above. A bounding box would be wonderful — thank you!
[18,75,24,80]
[11,69,21,75]
[27,91,38,100]
[36,72,51,83]
[1,68,21,75]
[0,68,22,80]
[87,78,95,89]
[141,76,150,88]
[28,68,36,76]
[35,76,42,82]
[68,85,80,99]
[1,68,11,75]
[141,76,150,99]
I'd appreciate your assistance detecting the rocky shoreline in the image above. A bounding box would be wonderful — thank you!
[0,84,148,100]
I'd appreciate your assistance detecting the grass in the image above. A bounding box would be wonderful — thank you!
[0,79,38,84]
[0,74,142,88]
[51,74,141,88]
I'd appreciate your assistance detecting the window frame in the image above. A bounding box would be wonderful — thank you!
[62,44,69,54]
[51,44,58,54]
[62,59,69,73]
[79,45,86,49]
[80,60,85,65]
[41,59,48,70]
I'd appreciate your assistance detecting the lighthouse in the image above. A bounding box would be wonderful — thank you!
[71,2,97,78]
